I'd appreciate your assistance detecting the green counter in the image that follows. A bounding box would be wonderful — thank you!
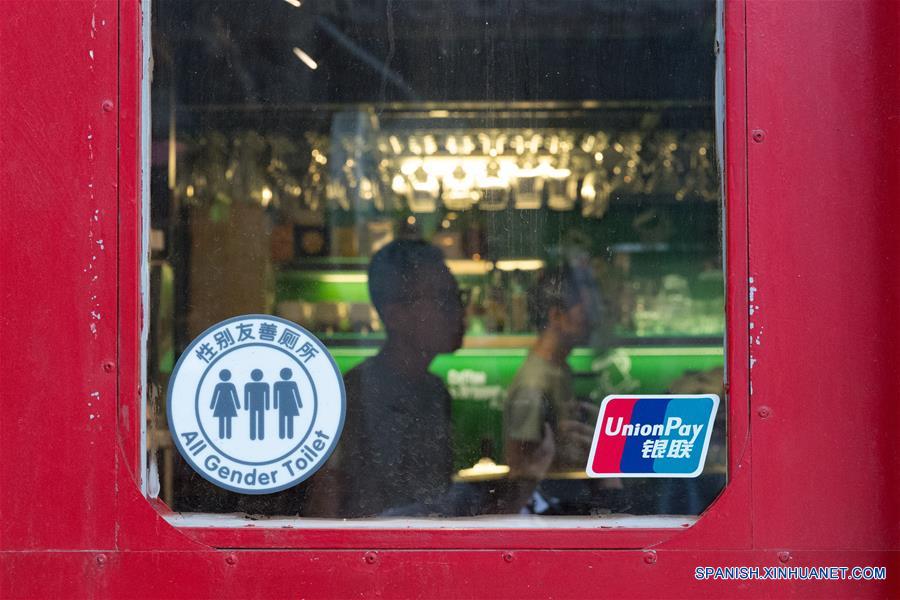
[331,346,723,470]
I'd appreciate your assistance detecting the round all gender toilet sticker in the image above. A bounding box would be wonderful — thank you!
[167,315,345,494]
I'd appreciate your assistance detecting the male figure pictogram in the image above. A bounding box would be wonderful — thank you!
[244,369,270,440]
[274,368,303,439]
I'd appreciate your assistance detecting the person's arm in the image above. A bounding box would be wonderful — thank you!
[210,388,218,410]
[273,385,279,410]
[230,387,240,411]
[264,387,270,410]
[489,423,554,513]
[243,387,249,410]
[485,386,555,513]
[293,385,302,409]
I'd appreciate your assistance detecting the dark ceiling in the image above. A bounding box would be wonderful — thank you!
[153,0,717,110]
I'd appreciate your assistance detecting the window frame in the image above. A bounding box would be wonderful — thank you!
[117,0,752,551]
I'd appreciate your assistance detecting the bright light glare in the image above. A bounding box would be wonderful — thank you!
[495,259,545,271]
[283,0,302,7]
[292,47,318,70]
[260,186,273,207]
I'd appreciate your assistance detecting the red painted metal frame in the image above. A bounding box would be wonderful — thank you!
[1,0,898,597]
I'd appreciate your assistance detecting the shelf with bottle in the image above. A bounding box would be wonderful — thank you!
[274,259,546,346]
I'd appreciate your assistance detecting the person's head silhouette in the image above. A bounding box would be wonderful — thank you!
[250,369,264,382]
[528,266,592,348]
[368,239,465,357]
[219,369,232,381]
[280,368,292,380]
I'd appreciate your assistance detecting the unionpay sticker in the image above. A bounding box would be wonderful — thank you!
[585,395,719,478]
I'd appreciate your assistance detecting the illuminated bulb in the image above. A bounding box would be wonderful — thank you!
[512,135,525,155]
[423,135,438,155]
[594,151,604,162]
[460,136,475,155]
[292,47,318,70]
[495,135,507,155]
[186,185,195,198]
[283,0,302,6]
[581,134,596,153]
[407,216,416,225]
[359,177,374,200]
[392,174,409,193]
[261,186,273,207]
[446,136,459,155]
[581,174,597,202]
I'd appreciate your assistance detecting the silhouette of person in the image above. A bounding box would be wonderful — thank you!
[503,266,600,512]
[304,239,552,517]
[244,369,269,441]
[273,368,302,439]
[304,240,462,516]
[209,369,240,439]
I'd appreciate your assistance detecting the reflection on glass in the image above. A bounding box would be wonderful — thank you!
[149,0,725,519]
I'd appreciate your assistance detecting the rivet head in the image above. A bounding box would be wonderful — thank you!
[103,361,115,373]
[778,551,792,563]
[643,551,657,565]
[96,554,107,566]
[102,100,114,112]
[363,551,378,565]
[758,406,771,419]
[502,552,514,563]
[225,553,237,566]
[752,129,766,143]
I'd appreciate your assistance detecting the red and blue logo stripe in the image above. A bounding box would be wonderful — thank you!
[585,395,719,478]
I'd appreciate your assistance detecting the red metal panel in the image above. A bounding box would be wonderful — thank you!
[2,550,898,599]
[0,0,119,550]
[117,0,144,490]
[746,0,900,550]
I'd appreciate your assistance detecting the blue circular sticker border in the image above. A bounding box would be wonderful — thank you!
[193,342,319,467]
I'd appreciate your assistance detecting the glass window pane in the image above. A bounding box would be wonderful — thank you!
[148,0,725,520]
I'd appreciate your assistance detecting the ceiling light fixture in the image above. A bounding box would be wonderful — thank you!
[292,47,318,70]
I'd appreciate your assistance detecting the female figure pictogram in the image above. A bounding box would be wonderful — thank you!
[274,368,303,439]
[209,369,240,439]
